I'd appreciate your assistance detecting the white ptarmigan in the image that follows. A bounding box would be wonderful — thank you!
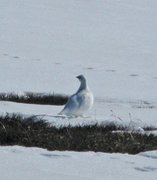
[59,75,94,117]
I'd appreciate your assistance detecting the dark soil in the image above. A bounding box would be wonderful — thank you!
[0,114,157,154]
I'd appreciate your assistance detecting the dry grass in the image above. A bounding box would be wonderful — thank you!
[0,114,157,154]
[0,92,68,105]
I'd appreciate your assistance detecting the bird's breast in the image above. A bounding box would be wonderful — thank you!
[77,90,94,109]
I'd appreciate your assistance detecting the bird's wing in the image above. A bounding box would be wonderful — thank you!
[60,93,80,113]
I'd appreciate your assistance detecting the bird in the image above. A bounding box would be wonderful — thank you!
[58,75,94,117]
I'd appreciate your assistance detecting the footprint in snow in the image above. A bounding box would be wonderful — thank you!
[54,62,61,65]
[86,67,94,70]
[105,69,116,72]
[130,74,139,77]
[13,56,20,59]
[41,153,70,158]
[134,166,157,172]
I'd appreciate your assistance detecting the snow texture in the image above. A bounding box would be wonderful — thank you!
[0,0,157,179]
[0,146,157,180]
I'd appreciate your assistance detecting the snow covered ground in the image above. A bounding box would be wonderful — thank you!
[0,0,157,179]
[0,146,157,180]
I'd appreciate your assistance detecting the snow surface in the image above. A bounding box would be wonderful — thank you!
[0,0,157,179]
[0,146,157,180]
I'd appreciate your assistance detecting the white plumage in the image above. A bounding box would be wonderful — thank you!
[59,75,94,117]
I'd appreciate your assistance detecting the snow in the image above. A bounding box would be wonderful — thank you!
[0,0,157,179]
[0,146,156,180]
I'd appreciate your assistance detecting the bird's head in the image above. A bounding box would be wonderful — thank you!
[76,74,89,91]
[76,75,86,82]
